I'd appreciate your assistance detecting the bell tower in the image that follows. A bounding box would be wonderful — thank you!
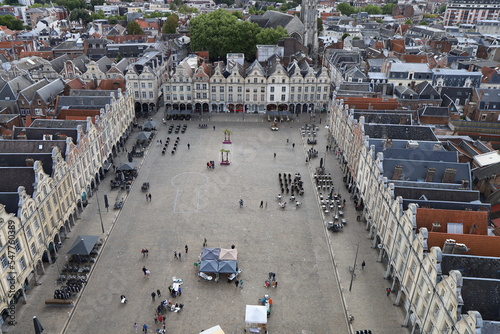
[300,0,318,59]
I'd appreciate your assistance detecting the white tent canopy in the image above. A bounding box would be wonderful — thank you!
[245,305,267,324]
[199,325,225,334]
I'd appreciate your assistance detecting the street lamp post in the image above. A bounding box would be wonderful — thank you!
[349,243,359,291]
[95,193,105,234]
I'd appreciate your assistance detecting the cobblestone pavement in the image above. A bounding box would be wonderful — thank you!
[6,112,406,334]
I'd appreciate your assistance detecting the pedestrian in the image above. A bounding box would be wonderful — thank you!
[287,139,289,144]
[133,323,138,333]
[151,291,156,301]
[185,245,188,253]
[213,125,215,131]
[231,244,235,249]
[168,285,173,294]
[178,286,182,296]
[203,238,207,247]
[265,201,268,209]
[143,323,148,332]
[292,143,295,148]
[239,279,244,289]
[141,249,146,257]
[145,249,149,257]
[326,145,329,151]
[174,251,178,259]
[260,200,263,208]
[273,281,278,288]
[187,143,190,149]
[386,287,391,296]
[145,269,150,277]
[160,139,162,144]
[235,280,239,288]
[157,289,161,297]
[274,152,276,158]
[145,193,149,201]
[142,266,147,275]
[361,261,365,270]
[178,252,182,261]
[158,315,163,324]
[149,193,152,201]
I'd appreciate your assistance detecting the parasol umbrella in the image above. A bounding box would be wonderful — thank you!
[117,162,136,171]
[33,316,44,334]
[67,235,99,255]
[136,131,152,141]
[143,121,157,131]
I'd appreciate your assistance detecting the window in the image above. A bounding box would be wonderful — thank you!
[180,94,184,101]
[272,79,275,83]
[38,233,43,246]
[166,95,171,100]
[228,87,233,92]
[203,93,207,99]
[323,94,327,100]
[149,92,153,99]
[173,94,177,100]
[187,86,191,91]
[281,87,286,92]
[304,94,308,100]
[237,86,242,93]
[254,78,257,83]
[26,226,33,240]
[270,95,274,101]
[31,242,37,255]
[291,94,294,100]
[202,84,207,90]
[1,254,7,269]
[270,87,275,92]
[305,87,309,93]
[196,93,201,99]
[141,83,145,89]
[165,86,170,91]
[15,239,22,253]
[179,86,184,91]
[196,84,200,90]
[281,95,285,101]
[134,83,138,88]
[19,256,26,271]
[212,86,216,92]
[220,87,224,92]
[298,87,302,92]
[291,87,295,92]
[220,94,224,100]
[228,94,233,101]
[172,86,177,91]
[311,87,315,92]
[148,83,152,89]
[34,218,40,230]
[142,92,146,98]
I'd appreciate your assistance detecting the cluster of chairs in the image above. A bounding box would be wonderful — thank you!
[168,124,188,134]
[198,124,208,129]
[355,331,372,334]
[162,137,172,155]
[278,173,304,196]
[171,137,180,155]
[307,148,318,160]
[315,173,334,191]
[301,124,318,137]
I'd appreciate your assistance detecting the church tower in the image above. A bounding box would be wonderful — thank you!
[300,0,318,59]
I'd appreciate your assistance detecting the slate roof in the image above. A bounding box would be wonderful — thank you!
[55,96,112,113]
[68,89,117,97]
[0,153,53,176]
[0,140,67,157]
[0,193,20,215]
[419,106,449,117]
[0,75,34,100]
[363,124,438,141]
[30,119,87,130]
[37,78,65,103]
[442,254,500,279]
[382,148,458,162]
[72,54,90,72]
[19,78,50,103]
[395,186,479,202]
[52,40,84,51]
[383,158,470,184]
[354,112,412,125]
[250,11,296,29]
[0,167,34,194]
[415,81,439,98]
[439,87,472,105]
[50,54,70,73]
[462,278,500,321]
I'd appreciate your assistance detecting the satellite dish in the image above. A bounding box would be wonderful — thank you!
[377,244,383,249]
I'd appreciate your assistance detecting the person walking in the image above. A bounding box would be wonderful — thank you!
[185,245,188,254]
[361,261,366,270]
[142,266,147,275]
[386,287,391,296]
[260,200,263,208]
[213,125,215,131]
[149,193,152,201]
[157,289,161,297]
[145,249,149,257]
[174,251,178,260]
[141,249,146,257]
[274,152,276,158]
[292,143,295,148]
[145,193,149,202]
[178,252,182,261]
[151,291,156,301]
[133,323,138,333]
[203,238,207,247]
[187,143,190,149]
[235,280,239,288]
[178,286,182,296]
[265,201,268,209]
[142,323,148,332]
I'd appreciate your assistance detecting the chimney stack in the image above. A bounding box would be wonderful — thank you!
[392,164,404,180]
[425,167,436,182]
[442,168,457,183]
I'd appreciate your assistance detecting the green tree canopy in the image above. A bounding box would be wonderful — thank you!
[90,9,105,21]
[190,9,267,60]
[381,3,394,15]
[341,32,350,40]
[126,21,144,35]
[179,4,198,14]
[0,15,23,30]
[404,19,413,25]
[439,4,446,13]
[107,15,125,24]
[231,11,243,19]
[255,25,288,45]
[337,2,357,16]
[69,8,90,25]
[317,17,323,32]
[419,20,429,25]
[162,13,179,34]
[364,4,382,15]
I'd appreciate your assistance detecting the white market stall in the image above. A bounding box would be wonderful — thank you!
[245,305,268,333]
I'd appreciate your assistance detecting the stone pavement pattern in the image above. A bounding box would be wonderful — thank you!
[8,113,406,334]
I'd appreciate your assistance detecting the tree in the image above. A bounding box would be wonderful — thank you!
[0,15,23,30]
[115,53,123,63]
[169,3,177,11]
[256,25,288,45]
[126,21,144,35]
[317,17,323,32]
[381,3,394,15]
[337,2,356,16]
[162,13,179,34]
[404,19,413,25]
[364,4,382,15]
[231,11,243,20]
[375,18,383,23]
[341,33,350,40]
[419,20,428,25]
[190,9,263,60]
[179,4,198,14]
[90,9,105,21]
[439,4,446,13]
[69,8,90,25]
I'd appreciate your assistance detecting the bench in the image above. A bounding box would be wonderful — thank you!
[45,299,75,307]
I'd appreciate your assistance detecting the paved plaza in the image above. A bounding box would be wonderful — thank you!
[8,112,406,334]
